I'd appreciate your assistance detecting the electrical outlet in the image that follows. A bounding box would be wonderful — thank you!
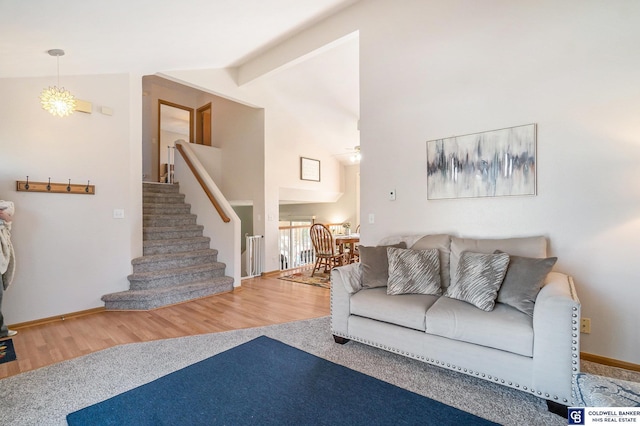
[581,318,591,334]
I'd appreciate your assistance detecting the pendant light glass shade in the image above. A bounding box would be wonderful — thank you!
[40,49,76,117]
[40,86,76,117]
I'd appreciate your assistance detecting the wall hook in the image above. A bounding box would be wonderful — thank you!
[16,178,95,195]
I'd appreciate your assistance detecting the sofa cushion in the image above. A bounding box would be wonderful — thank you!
[425,296,534,357]
[445,251,510,311]
[351,287,439,331]
[496,252,557,317]
[449,236,548,289]
[387,247,442,296]
[409,234,452,288]
[359,242,407,289]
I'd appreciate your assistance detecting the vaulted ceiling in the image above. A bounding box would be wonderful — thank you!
[1,0,360,162]
[0,0,358,78]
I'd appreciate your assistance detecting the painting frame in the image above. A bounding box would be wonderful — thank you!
[300,157,321,182]
[426,123,537,200]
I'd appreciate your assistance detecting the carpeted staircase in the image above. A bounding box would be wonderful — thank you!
[101,183,234,310]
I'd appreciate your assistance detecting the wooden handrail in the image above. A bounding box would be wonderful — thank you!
[175,143,231,223]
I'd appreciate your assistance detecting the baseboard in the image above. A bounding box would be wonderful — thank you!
[9,307,106,329]
[261,269,285,277]
[262,265,315,278]
[581,352,640,373]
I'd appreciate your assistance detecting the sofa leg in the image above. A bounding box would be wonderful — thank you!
[333,335,350,344]
[546,400,568,417]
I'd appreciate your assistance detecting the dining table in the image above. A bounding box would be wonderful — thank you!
[334,233,360,264]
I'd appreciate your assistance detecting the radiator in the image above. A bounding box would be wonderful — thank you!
[246,235,264,277]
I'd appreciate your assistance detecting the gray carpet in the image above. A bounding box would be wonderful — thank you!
[0,317,635,426]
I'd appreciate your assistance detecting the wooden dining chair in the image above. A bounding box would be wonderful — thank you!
[309,223,346,276]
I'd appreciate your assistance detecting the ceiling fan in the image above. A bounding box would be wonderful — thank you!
[334,145,361,163]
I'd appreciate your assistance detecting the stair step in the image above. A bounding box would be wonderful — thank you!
[143,203,192,215]
[143,236,211,255]
[101,277,234,310]
[143,224,204,241]
[128,262,226,290]
[132,249,219,273]
[143,214,197,227]
[142,183,180,194]
[142,193,185,204]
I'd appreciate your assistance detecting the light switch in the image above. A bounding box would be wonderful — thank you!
[389,189,396,201]
[113,209,125,219]
[368,213,375,224]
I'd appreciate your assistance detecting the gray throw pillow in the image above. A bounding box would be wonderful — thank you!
[445,251,510,311]
[386,247,442,296]
[359,242,407,288]
[495,251,557,316]
[410,234,451,288]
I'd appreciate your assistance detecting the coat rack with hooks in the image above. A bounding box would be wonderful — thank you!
[16,176,95,195]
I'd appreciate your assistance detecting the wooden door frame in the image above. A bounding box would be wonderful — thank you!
[158,100,194,181]
[196,102,212,146]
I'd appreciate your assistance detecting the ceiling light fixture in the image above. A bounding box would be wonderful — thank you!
[350,145,361,163]
[40,49,76,117]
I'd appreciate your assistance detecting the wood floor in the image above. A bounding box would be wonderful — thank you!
[0,274,329,380]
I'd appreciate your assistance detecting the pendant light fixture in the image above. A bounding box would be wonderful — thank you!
[40,49,76,117]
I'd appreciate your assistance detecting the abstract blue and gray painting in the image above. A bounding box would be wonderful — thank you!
[426,124,536,199]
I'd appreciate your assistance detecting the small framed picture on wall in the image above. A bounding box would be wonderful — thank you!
[300,157,321,182]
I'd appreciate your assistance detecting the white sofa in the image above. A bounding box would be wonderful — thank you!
[330,234,581,413]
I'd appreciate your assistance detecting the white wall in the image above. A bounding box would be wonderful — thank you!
[190,144,222,186]
[280,164,359,226]
[0,73,140,323]
[211,98,265,205]
[352,0,640,364]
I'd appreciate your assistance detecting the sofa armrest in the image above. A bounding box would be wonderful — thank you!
[330,263,361,337]
[532,272,581,404]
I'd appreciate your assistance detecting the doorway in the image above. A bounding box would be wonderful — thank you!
[158,100,193,182]
[196,103,212,146]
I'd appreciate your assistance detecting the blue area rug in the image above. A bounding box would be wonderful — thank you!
[0,338,16,364]
[67,336,497,425]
